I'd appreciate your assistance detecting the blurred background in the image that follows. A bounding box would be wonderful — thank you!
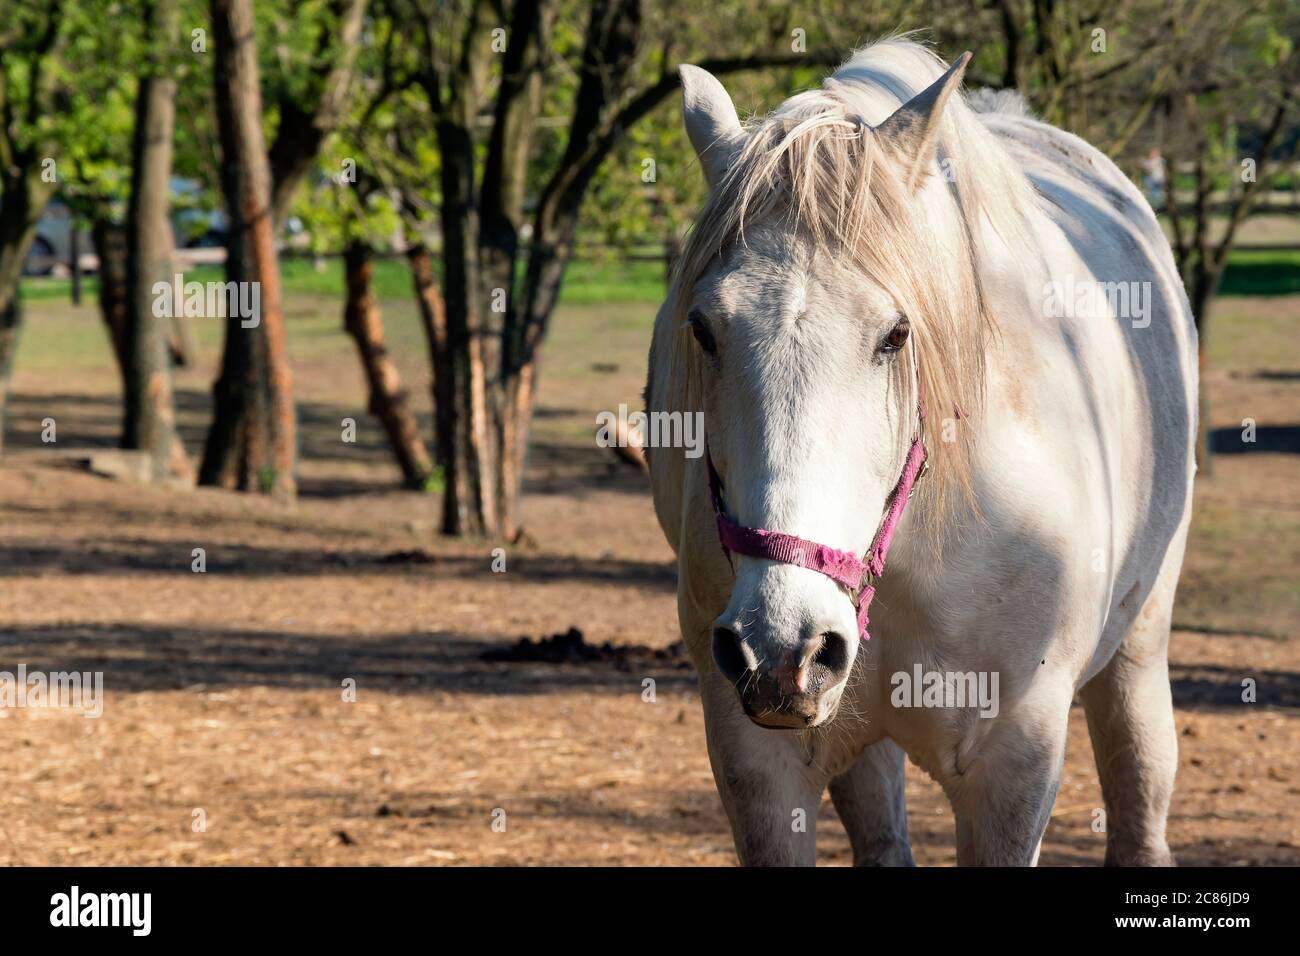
[0,0,1295,865]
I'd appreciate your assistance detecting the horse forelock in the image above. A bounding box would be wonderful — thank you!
[659,37,1041,533]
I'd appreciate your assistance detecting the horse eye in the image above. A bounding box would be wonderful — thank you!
[688,309,717,355]
[881,318,910,353]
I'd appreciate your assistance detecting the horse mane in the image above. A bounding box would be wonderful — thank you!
[653,37,1042,533]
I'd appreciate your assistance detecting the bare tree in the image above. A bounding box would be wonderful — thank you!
[404,0,846,537]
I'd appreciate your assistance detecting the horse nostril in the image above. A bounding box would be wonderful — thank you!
[810,630,851,680]
[712,626,749,684]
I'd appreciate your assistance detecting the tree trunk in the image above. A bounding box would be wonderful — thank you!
[498,361,537,539]
[70,227,82,305]
[342,240,433,488]
[123,0,185,482]
[498,243,568,539]
[480,0,548,541]
[92,217,130,392]
[407,244,453,484]
[435,117,496,535]
[200,0,297,497]
[0,297,19,456]
[1191,272,1219,477]
[170,309,198,368]
[95,214,193,477]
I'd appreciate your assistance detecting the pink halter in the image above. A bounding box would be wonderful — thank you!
[704,422,927,641]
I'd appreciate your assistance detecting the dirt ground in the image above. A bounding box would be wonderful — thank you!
[0,291,1296,866]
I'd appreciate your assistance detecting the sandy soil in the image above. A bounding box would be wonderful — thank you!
[0,294,1295,865]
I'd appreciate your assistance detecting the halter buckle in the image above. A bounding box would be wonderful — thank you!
[908,458,930,499]
[849,566,875,610]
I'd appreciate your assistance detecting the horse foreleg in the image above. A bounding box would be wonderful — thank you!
[829,739,915,865]
[701,675,827,866]
[944,684,1072,866]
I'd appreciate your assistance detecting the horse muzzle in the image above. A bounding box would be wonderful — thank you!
[711,580,856,729]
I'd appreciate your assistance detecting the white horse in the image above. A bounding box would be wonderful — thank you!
[645,38,1197,866]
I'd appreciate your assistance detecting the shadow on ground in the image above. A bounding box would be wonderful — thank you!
[0,622,695,696]
[1169,662,1300,712]
[0,534,676,590]
[2,388,654,500]
[1211,423,1300,454]
[2,620,1295,716]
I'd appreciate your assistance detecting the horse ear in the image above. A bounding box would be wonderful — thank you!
[680,65,743,188]
[873,51,972,191]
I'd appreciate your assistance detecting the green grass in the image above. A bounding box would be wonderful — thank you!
[20,255,670,306]
[18,246,1296,307]
[1218,249,1300,296]
[553,258,668,304]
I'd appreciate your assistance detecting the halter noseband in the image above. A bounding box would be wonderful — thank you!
[704,416,927,642]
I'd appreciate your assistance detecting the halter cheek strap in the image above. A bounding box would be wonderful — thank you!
[704,425,927,641]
